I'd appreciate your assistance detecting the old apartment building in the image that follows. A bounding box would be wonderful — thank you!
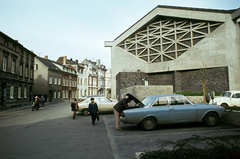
[0,31,36,109]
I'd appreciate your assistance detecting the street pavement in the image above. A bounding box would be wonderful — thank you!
[0,101,240,159]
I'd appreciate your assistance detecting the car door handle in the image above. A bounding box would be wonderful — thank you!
[170,108,175,111]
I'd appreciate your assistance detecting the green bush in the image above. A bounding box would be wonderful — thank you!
[140,135,240,159]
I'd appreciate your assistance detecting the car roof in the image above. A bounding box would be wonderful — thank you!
[224,91,240,94]
[145,94,184,98]
[87,95,105,98]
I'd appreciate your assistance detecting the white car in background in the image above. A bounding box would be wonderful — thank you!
[78,96,117,116]
[210,91,240,108]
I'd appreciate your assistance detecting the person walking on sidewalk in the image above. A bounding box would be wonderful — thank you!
[88,98,99,125]
[113,96,132,130]
[71,98,78,119]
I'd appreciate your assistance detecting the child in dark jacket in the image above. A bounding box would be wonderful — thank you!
[88,98,99,125]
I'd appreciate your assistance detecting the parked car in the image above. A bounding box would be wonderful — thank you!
[209,91,240,108]
[78,95,118,116]
[120,94,225,131]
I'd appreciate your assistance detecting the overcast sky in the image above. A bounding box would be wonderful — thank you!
[1,0,239,68]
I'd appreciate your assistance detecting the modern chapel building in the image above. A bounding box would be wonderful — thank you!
[105,6,240,99]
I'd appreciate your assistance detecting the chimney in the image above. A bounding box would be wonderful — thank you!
[63,56,67,65]
[45,56,48,59]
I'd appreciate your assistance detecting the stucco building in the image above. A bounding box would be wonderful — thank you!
[0,31,36,109]
[105,6,240,99]
[34,56,77,102]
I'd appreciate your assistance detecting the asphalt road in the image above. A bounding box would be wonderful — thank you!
[0,101,240,159]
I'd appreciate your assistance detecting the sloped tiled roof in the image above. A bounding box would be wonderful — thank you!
[36,56,76,75]
[36,56,62,71]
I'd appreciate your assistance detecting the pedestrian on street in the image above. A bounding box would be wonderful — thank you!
[88,98,99,125]
[40,95,45,106]
[113,96,132,130]
[34,96,41,109]
[71,98,78,119]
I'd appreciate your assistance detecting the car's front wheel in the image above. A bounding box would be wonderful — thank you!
[141,117,156,131]
[82,109,88,116]
[203,112,218,127]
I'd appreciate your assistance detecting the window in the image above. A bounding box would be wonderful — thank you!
[58,91,60,98]
[169,96,185,105]
[13,45,16,51]
[10,85,14,99]
[3,56,7,71]
[4,40,8,46]
[24,86,27,98]
[85,89,87,96]
[54,77,57,85]
[49,76,52,84]
[25,66,28,77]
[18,86,22,98]
[153,97,168,106]
[54,91,56,98]
[63,78,65,86]
[66,91,68,98]
[89,77,92,85]
[30,68,33,79]
[233,93,240,98]
[58,78,61,85]
[34,64,38,70]
[63,91,65,98]
[66,78,68,86]
[11,60,16,73]
[19,64,23,76]
[72,91,75,98]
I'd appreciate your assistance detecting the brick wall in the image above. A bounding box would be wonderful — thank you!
[116,67,229,99]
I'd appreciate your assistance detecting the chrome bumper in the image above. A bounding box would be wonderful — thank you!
[120,116,126,122]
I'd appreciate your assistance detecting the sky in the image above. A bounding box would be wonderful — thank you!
[1,0,239,68]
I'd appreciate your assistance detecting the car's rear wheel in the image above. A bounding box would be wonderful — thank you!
[82,109,88,116]
[141,117,156,131]
[221,103,229,109]
[203,112,218,127]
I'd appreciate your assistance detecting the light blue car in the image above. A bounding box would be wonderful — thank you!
[120,94,225,131]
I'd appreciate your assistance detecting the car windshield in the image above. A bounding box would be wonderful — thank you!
[222,92,231,97]
[141,97,150,107]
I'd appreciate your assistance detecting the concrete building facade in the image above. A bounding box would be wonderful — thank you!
[0,31,36,109]
[105,6,240,99]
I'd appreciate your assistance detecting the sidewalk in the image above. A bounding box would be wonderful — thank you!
[0,101,66,112]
